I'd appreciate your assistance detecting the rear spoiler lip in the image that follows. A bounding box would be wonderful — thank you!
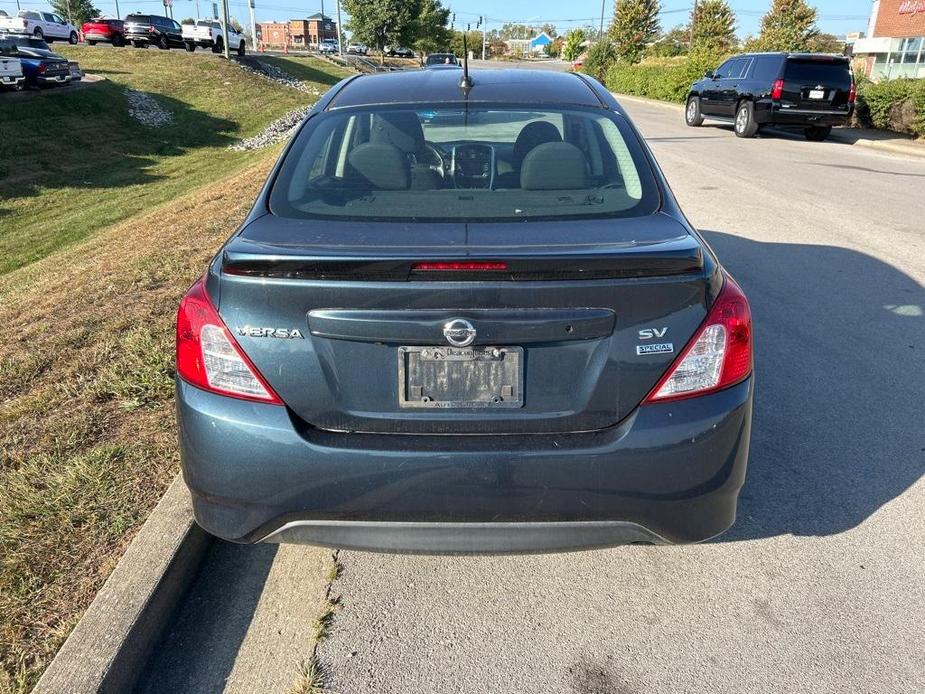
[221,244,704,281]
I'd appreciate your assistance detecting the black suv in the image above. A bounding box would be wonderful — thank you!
[686,52,856,141]
[124,14,184,49]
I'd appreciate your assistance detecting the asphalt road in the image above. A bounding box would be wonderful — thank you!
[138,98,925,694]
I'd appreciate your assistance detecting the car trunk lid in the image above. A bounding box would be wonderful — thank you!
[216,214,717,434]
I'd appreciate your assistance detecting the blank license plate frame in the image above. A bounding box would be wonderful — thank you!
[398,346,524,409]
[808,89,826,100]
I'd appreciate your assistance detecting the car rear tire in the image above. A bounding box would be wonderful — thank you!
[185,42,196,52]
[212,38,223,53]
[69,31,78,44]
[157,34,169,50]
[34,28,44,40]
[113,34,125,47]
[237,40,245,56]
[132,40,145,48]
[734,101,759,138]
[804,125,832,142]
[685,96,704,127]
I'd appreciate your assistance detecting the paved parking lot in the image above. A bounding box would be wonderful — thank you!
[139,96,925,694]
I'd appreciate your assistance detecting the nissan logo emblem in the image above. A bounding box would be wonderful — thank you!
[443,319,476,347]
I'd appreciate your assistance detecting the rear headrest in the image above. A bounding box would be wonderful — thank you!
[520,142,590,191]
[513,121,562,166]
[370,112,425,154]
[347,143,409,190]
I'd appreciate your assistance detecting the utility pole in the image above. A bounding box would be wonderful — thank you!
[114,0,121,20]
[599,0,606,40]
[320,0,325,49]
[194,0,199,20]
[248,0,256,52]
[219,0,230,58]
[480,15,486,60]
[336,0,343,56]
[690,0,698,48]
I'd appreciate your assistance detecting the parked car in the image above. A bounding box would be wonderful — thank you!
[124,13,184,49]
[686,52,856,141]
[181,19,245,55]
[81,17,125,46]
[384,45,414,58]
[424,52,459,68]
[0,43,26,90]
[0,36,70,86]
[346,42,366,55]
[318,40,338,54]
[175,68,754,552]
[0,10,78,44]
[0,10,8,17]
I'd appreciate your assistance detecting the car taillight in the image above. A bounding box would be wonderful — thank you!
[176,277,283,404]
[771,78,784,100]
[848,82,857,104]
[37,63,46,74]
[208,28,213,37]
[149,25,155,32]
[643,273,752,404]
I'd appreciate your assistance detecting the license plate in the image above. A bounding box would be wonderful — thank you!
[809,89,825,100]
[398,346,523,409]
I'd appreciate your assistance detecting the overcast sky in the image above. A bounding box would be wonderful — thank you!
[3,0,873,39]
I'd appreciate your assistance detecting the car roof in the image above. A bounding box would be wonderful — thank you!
[328,68,605,110]
[735,51,848,61]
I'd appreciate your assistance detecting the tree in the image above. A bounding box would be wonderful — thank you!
[181,17,196,24]
[583,38,617,80]
[412,0,451,53]
[229,17,244,34]
[499,23,534,40]
[539,23,558,38]
[809,32,843,53]
[690,0,736,53]
[562,29,585,62]
[648,24,689,57]
[343,0,417,57]
[609,0,660,64]
[449,29,482,58]
[50,0,97,26]
[745,0,819,52]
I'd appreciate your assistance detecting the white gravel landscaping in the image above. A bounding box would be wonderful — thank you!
[236,59,322,96]
[124,89,174,127]
[229,105,313,151]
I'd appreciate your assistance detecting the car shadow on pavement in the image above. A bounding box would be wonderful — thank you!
[699,230,925,542]
[134,541,278,693]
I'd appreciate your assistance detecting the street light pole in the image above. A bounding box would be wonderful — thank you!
[481,15,486,60]
[248,0,256,52]
[599,0,606,40]
[114,0,121,20]
[336,0,343,56]
[219,0,230,58]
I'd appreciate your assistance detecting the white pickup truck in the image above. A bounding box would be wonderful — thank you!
[0,10,78,43]
[0,52,25,90]
[181,20,245,55]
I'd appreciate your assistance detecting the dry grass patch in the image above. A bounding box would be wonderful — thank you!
[0,157,274,693]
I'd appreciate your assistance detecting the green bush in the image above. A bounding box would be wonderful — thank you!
[855,77,925,138]
[604,50,728,104]
[582,39,617,82]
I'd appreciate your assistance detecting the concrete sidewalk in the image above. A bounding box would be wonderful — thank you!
[614,92,925,160]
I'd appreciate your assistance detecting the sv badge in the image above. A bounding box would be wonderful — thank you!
[638,327,668,340]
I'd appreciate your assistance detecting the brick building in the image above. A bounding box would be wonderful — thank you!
[853,0,925,78]
[257,13,337,49]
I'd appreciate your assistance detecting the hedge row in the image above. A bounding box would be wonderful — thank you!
[602,53,726,105]
[855,78,925,138]
[601,56,925,139]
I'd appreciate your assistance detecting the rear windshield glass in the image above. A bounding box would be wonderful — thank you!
[785,59,851,86]
[125,15,150,22]
[426,54,458,65]
[270,106,659,222]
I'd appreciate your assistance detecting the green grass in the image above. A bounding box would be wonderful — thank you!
[0,47,350,275]
[0,50,351,693]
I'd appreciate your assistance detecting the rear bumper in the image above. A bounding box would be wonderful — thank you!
[178,377,753,552]
[760,103,852,127]
[36,73,71,85]
[1,74,24,87]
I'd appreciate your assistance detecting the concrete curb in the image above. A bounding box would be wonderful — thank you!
[613,91,925,160]
[34,476,212,694]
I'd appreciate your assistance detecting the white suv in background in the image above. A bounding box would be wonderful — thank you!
[0,10,78,43]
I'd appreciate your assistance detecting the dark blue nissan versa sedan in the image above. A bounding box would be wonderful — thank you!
[176,67,754,553]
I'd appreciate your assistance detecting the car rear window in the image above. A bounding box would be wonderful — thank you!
[270,106,659,222]
[125,14,150,23]
[785,59,851,87]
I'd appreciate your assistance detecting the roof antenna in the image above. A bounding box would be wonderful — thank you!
[459,27,473,96]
